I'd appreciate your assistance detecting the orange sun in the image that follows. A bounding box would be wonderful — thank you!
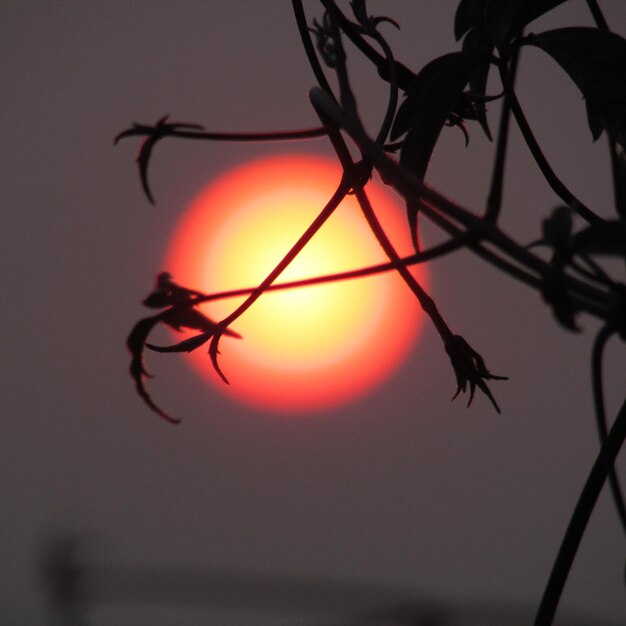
[164,154,426,414]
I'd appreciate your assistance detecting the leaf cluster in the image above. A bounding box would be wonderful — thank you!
[117,0,626,423]
[116,3,626,623]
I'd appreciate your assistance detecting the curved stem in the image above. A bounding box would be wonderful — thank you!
[309,74,454,342]
[310,88,610,316]
[485,42,521,221]
[371,31,398,145]
[191,237,466,305]
[218,179,350,332]
[585,0,609,30]
[584,0,626,218]
[591,325,626,535]
[291,0,335,96]
[356,187,453,341]
[323,0,415,90]
[534,396,626,626]
[497,59,603,225]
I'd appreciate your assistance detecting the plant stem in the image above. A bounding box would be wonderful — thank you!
[218,180,349,332]
[372,32,398,145]
[356,186,453,342]
[192,237,465,305]
[485,43,520,221]
[534,396,626,626]
[292,0,335,96]
[497,59,602,225]
[168,127,328,142]
[322,0,414,90]
[591,325,626,535]
[585,0,609,30]
[584,0,626,218]
[309,88,610,315]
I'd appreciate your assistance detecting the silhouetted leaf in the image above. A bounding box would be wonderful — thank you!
[455,0,568,46]
[525,27,626,142]
[460,25,495,141]
[484,0,568,50]
[542,206,573,256]
[127,273,242,421]
[161,306,242,338]
[147,332,212,353]
[127,315,180,424]
[395,51,490,174]
[455,0,486,41]
[142,272,204,309]
[350,0,368,25]
[542,272,579,331]
[571,221,626,257]
[393,50,489,251]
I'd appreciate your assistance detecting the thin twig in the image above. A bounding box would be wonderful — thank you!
[309,87,611,316]
[355,187,452,341]
[371,29,398,145]
[497,59,603,225]
[209,178,351,381]
[591,325,626,535]
[292,0,335,96]
[190,238,466,305]
[321,0,415,90]
[216,180,349,328]
[534,396,626,626]
[485,42,521,221]
[584,0,626,218]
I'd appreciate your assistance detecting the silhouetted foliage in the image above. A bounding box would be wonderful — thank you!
[116,2,626,625]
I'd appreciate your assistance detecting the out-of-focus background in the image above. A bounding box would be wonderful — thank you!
[2,1,625,624]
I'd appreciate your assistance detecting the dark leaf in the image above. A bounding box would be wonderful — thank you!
[350,0,368,26]
[484,0,525,50]
[542,271,579,331]
[484,0,568,50]
[142,272,204,309]
[126,316,180,424]
[455,0,487,41]
[147,332,212,354]
[455,0,568,46]
[543,206,573,252]
[608,285,626,340]
[571,220,626,257]
[395,51,490,174]
[161,306,242,338]
[394,50,489,251]
[524,27,626,142]
[209,334,229,384]
[461,25,495,140]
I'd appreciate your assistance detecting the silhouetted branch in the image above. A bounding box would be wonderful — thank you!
[116,116,328,204]
[496,59,603,225]
[534,396,626,626]
[485,37,520,221]
[208,178,351,383]
[591,325,626,535]
[119,6,626,622]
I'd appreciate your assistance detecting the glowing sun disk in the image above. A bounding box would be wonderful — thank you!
[165,154,426,413]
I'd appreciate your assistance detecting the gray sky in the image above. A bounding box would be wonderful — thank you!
[2,1,625,624]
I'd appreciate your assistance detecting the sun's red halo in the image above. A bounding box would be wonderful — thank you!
[164,154,426,414]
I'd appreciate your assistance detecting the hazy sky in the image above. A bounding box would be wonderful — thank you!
[2,2,625,625]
